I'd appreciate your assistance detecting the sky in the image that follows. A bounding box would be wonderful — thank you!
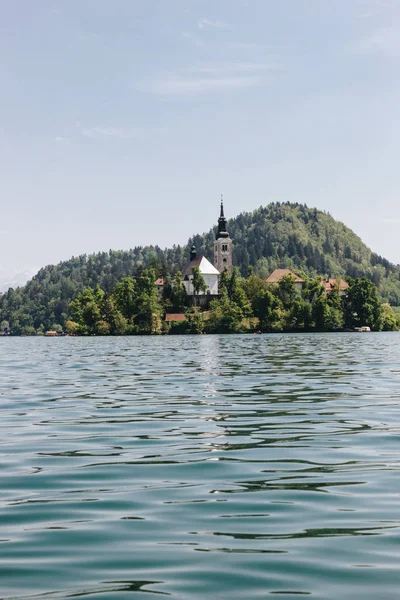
[1,0,400,291]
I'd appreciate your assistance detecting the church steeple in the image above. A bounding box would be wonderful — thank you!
[216,194,229,239]
[214,194,233,273]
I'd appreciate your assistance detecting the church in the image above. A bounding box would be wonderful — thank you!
[182,197,232,298]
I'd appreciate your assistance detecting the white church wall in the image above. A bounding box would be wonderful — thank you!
[182,274,219,296]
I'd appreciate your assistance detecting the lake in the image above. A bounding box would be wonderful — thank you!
[1,333,400,599]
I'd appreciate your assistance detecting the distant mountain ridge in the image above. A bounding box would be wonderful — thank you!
[0,268,38,294]
[1,202,400,333]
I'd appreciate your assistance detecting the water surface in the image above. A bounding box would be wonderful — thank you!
[1,333,400,599]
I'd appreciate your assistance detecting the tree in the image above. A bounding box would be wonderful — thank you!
[191,267,207,298]
[288,297,312,330]
[345,278,382,330]
[253,289,282,331]
[227,268,252,317]
[171,271,187,312]
[65,320,80,334]
[276,274,300,309]
[185,310,204,334]
[381,303,399,331]
[69,286,104,334]
[302,277,324,303]
[207,291,244,333]
[241,275,268,306]
[112,277,136,320]
[133,268,162,334]
[102,295,127,335]
[313,294,329,330]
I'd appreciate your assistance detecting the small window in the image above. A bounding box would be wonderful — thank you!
[223,258,227,263]
[222,244,228,252]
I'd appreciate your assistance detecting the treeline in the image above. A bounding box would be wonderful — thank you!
[2,202,400,334]
[2,267,398,335]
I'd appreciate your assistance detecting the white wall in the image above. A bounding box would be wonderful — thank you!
[183,273,219,296]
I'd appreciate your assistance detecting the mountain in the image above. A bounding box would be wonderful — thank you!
[1,202,400,333]
[0,268,38,294]
[189,202,400,302]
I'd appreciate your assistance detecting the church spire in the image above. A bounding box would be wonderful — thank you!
[216,194,229,239]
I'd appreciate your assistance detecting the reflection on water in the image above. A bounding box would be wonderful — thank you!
[1,333,400,599]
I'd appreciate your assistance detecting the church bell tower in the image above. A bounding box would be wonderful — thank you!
[214,195,233,274]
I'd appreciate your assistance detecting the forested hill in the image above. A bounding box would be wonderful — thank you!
[1,202,400,333]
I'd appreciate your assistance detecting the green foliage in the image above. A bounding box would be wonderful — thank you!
[276,274,300,309]
[170,272,187,312]
[191,267,207,297]
[130,269,162,334]
[381,304,400,331]
[207,291,244,333]
[112,277,136,320]
[185,310,204,334]
[345,277,383,330]
[253,289,283,331]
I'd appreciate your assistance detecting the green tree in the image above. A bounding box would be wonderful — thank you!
[207,291,244,333]
[102,295,127,335]
[112,277,136,320]
[133,268,162,334]
[253,289,282,331]
[345,278,382,330]
[276,274,300,309]
[228,268,252,317]
[171,271,187,312]
[241,275,269,307]
[381,303,399,331]
[191,267,207,298]
[65,320,80,334]
[185,310,204,334]
[313,294,329,330]
[69,286,104,334]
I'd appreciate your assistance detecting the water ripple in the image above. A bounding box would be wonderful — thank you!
[1,333,400,599]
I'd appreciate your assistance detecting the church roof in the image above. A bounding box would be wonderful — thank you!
[182,255,220,277]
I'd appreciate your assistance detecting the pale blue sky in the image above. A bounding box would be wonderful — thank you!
[1,0,400,290]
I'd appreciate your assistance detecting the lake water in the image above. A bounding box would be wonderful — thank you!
[1,333,400,599]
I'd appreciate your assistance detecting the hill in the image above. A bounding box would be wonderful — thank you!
[1,202,400,333]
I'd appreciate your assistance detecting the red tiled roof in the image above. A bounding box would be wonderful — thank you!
[265,268,304,283]
[155,277,165,286]
[165,313,186,322]
[321,278,349,292]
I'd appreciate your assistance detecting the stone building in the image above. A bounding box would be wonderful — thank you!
[214,196,232,274]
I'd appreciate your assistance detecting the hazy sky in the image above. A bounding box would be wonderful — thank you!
[1,0,400,290]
